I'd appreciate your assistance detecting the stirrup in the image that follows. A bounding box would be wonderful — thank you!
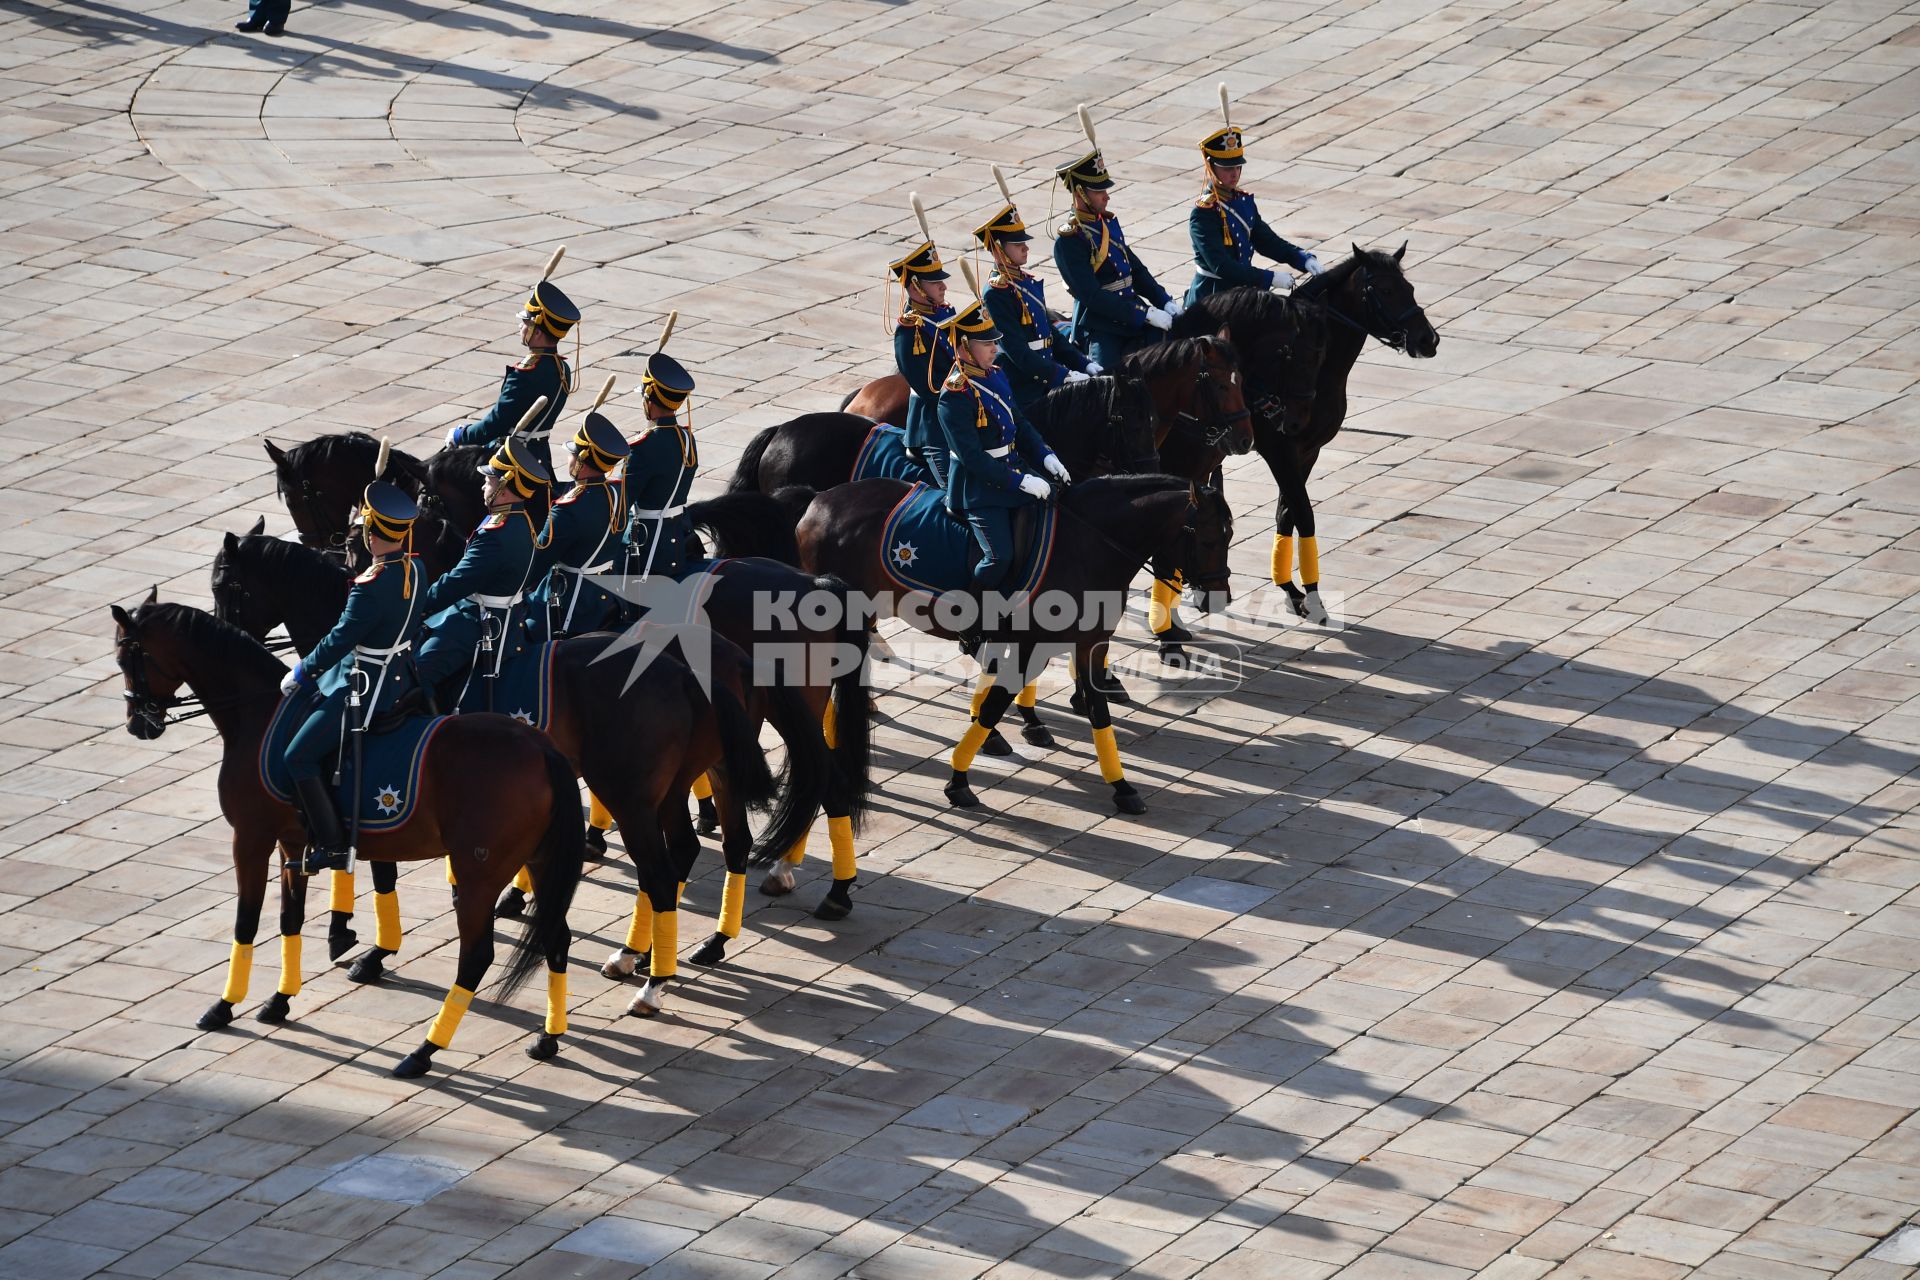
[298,845,352,877]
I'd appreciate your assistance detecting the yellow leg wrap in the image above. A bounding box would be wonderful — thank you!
[375,890,401,953]
[1093,725,1125,784]
[784,830,808,866]
[624,893,654,954]
[677,881,687,904]
[1149,578,1178,634]
[829,815,856,881]
[821,699,838,751]
[968,673,993,717]
[1299,536,1320,589]
[328,869,354,915]
[651,911,679,979]
[545,970,568,1036]
[426,984,474,1050]
[953,722,991,773]
[276,935,302,998]
[444,856,457,887]
[513,867,534,895]
[719,871,746,939]
[587,794,613,831]
[1272,534,1294,586]
[1016,683,1038,710]
[221,941,253,1005]
[692,774,713,802]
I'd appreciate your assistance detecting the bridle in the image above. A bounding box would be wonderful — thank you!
[1325,267,1424,352]
[277,465,352,554]
[118,637,206,732]
[1166,346,1252,452]
[211,563,299,654]
[1089,376,1160,475]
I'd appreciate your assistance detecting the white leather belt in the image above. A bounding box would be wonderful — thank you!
[470,592,522,609]
[354,640,411,659]
[1196,266,1222,279]
[558,563,612,577]
[986,445,1011,458]
[520,428,551,439]
[632,504,686,520]
[1103,276,1134,292]
[1028,338,1049,351]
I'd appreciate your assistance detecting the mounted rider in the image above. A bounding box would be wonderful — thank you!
[1186,91,1322,306]
[621,350,698,583]
[937,299,1071,653]
[414,436,549,706]
[526,410,629,642]
[279,482,425,875]
[1052,112,1179,370]
[445,276,578,476]
[891,240,957,489]
[976,195,1095,419]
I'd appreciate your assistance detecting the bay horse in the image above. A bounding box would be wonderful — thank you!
[841,373,907,426]
[796,475,1223,816]
[111,595,583,1078]
[1175,246,1437,620]
[212,533,866,980]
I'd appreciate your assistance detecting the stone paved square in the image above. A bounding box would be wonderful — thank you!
[1,0,1917,1277]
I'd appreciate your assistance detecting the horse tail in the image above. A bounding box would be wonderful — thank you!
[686,492,801,565]
[728,426,775,493]
[712,680,777,809]
[748,679,832,866]
[494,745,584,999]
[820,574,873,830]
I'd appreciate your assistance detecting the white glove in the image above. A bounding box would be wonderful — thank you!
[1063,369,1091,385]
[1017,474,1051,501]
[279,669,300,696]
[1043,455,1071,483]
[1085,360,1104,376]
[446,426,462,448]
[1302,253,1324,276]
[1144,307,1172,332]
[1165,297,1185,318]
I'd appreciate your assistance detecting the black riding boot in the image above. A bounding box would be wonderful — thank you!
[291,777,351,876]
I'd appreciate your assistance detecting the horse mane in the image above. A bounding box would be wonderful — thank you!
[1063,472,1192,512]
[1292,250,1389,303]
[135,602,286,685]
[1168,287,1290,339]
[1121,334,1230,379]
[232,533,348,594]
[278,431,380,474]
[1042,373,1124,426]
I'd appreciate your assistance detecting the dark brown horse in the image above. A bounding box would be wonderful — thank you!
[841,373,907,426]
[796,475,1220,816]
[265,433,489,555]
[111,595,583,1078]
[1175,247,1437,619]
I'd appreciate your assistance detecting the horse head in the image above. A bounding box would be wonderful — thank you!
[1341,242,1438,358]
[211,527,279,643]
[1194,331,1254,456]
[109,587,181,741]
[1183,481,1235,613]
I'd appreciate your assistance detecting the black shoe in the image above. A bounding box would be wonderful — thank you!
[263,20,285,35]
[234,18,266,30]
[292,777,351,876]
[956,625,982,659]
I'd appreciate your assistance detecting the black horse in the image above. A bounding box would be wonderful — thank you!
[1175,246,1438,619]
[265,433,489,556]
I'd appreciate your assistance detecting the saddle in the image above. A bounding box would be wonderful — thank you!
[879,483,1058,600]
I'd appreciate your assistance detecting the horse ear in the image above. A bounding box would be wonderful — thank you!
[1352,242,1365,261]
[223,531,238,554]
[1216,324,1231,345]
[248,515,265,537]
[1394,241,1406,263]
[264,440,287,467]
[110,603,134,634]
[145,585,159,606]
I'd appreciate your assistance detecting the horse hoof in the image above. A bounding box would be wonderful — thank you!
[584,826,608,859]
[526,1033,560,1061]
[627,982,668,1018]
[493,889,526,920]
[197,1001,234,1032]
[1302,591,1329,625]
[1113,783,1148,816]
[255,993,291,1025]
[391,1046,436,1079]
[1021,723,1057,749]
[690,935,728,967]
[945,773,978,808]
[696,799,719,836]
[601,948,642,980]
[327,926,358,962]
[1069,691,1090,718]
[347,949,388,985]
[814,880,854,922]
[759,866,796,897]
[1160,621,1194,645]
[1099,679,1134,705]
[981,728,1013,757]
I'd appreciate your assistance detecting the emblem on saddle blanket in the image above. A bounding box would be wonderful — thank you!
[257,696,447,835]
[878,483,1056,600]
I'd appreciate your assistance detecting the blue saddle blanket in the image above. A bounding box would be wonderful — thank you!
[259,698,449,835]
[457,641,557,729]
[878,483,1057,599]
[852,422,933,484]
